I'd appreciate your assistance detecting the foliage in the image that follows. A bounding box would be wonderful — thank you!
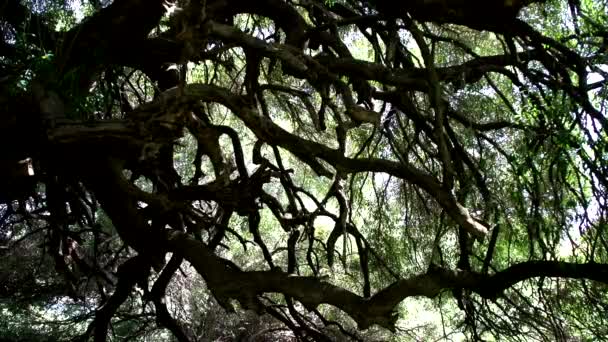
[0,0,607,341]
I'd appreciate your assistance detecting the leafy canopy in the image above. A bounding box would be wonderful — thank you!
[0,0,607,341]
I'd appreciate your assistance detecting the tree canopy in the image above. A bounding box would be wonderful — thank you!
[1,0,607,340]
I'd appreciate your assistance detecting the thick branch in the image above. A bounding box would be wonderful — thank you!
[86,256,150,342]
[374,0,546,32]
[155,84,488,236]
[164,230,608,331]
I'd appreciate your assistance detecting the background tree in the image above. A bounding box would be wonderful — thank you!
[0,0,607,340]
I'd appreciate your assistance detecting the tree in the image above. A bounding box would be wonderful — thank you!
[1,0,607,340]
